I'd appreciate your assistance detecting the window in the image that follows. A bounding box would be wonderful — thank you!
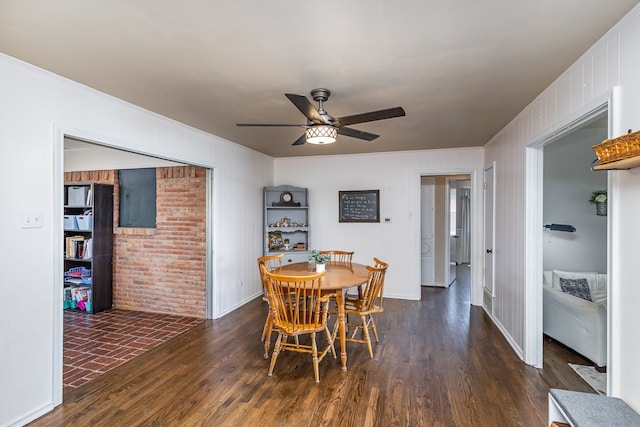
[119,168,156,228]
[450,187,457,236]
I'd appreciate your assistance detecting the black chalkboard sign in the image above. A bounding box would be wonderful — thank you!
[339,190,380,223]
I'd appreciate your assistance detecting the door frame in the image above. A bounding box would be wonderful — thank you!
[417,169,481,305]
[52,125,216,405]
[523,90,615,370]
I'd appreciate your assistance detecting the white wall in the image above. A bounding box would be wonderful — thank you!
[0,53,273,426]
[543,127,608,272]
[274,148,485,302]
[483,4,640,410]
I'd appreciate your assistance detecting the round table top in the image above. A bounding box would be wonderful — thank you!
[281,262,369,291]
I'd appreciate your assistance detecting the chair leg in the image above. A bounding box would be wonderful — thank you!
[368,315,379,343]
[268,332,285,377]
[311,332,319,383]
[360,315,374,358]
[260,317,267,342]
[263,311,274,359]
[324,326,336,359]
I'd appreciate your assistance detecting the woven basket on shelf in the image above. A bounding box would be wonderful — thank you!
[592,130,640,165]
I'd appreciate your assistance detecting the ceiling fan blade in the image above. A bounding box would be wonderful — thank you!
[285,93,323,123]
[236,123,306,127]
[337,127,379,141]
[292,134,307,146]
[336,106,406,127]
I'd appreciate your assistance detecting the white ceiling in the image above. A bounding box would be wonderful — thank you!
[1,1,637,157]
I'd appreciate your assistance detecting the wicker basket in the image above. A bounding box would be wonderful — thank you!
[592,130,640,165]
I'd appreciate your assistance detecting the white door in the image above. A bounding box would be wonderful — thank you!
[420,177,435,285]
[483,166,495,295]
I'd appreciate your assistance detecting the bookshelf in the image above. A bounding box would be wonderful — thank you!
[264,185,310,265]
[64,183,114,313]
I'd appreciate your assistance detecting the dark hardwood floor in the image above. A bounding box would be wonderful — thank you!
[31,265,594,426]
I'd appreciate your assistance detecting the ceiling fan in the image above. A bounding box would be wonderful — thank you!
[236,88,405,146]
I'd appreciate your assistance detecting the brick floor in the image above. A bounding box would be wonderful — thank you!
[64,309,203,394]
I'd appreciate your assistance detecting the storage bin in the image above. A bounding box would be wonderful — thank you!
[64,215,78,230]
[76,215,93,230]
[68,186,89,206]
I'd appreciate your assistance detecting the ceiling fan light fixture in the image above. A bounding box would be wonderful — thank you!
[306,125,337,144]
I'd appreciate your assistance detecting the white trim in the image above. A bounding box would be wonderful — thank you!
[52,126,65,407]
[206,168,215,319]
[607,85,622,397]
[524,146,544,368]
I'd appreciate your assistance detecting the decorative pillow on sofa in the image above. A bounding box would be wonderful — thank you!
[559,277,592,301]
[551,270,607,305]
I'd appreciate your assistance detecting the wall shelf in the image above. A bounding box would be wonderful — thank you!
[591,155,640,171]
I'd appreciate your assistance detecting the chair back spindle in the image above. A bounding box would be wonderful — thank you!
[320,250,354,265]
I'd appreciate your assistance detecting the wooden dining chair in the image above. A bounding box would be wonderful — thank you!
[257,253,283,359]
[333,258,388,358]
[320,250,354,265]
[261,265,336,383]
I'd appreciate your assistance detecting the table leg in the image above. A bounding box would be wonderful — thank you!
[336,289,347,371]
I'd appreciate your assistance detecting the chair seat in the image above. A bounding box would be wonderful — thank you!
[274,311,329,335]
[344,298,383,314]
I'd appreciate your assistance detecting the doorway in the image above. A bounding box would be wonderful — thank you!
[523,94,613,383]
[420,174,471,289]
[57,133,215,399]
[541,114,609,390]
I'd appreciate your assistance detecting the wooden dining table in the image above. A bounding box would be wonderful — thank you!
[281,261,369,371]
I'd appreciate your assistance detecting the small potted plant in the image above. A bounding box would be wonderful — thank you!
[589,190,607,216]
[308,250,330,272]
[283,238,290,250]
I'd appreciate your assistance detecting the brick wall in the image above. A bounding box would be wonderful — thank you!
[65,166,207,318]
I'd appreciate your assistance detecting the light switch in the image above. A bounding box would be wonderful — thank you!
[21,211,43,228]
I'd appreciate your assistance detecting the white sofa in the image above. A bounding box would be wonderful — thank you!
[543,270,607,369]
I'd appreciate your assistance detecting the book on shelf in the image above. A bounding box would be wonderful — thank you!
[82,238,92,259]
[65,235,84,259]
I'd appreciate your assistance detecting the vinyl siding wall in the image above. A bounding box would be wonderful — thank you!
[483,4,640,410]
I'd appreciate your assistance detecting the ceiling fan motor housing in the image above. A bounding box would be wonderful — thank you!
[310,88,330,102]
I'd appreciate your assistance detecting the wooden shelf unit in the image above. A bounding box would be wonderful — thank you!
[264,185,310,265]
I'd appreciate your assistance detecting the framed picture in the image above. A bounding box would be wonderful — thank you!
[339,190,380,223]
[268,231,283,249]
